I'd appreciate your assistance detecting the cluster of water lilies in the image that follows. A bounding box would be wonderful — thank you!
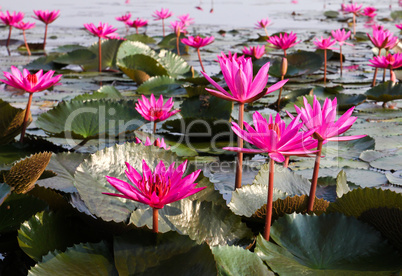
[0,2,401,275]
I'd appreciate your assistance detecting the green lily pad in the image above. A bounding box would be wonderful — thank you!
[323,135,375,160]
[116,40,155,62]
[114,230,217,275]
[324,10,339,18]
[0,193,47,233]
[0,99,32,145]
[52,44,86,53]
[332,93,367,110]
[24,54,65,71]
[212,245,273,276]
[53,49,97,66]
[18,211,80,262]
[268,51,323,78]
[369,153,402,171]
[137,76,184,95]
[391,11,402,20]
[36,99,144,139]
[0,182,12,205]
[125,34,156,44]
[256,213,402,275]
[36,152,89,193]
[157,33,188,54]
[28,241,117,276]
[85,39,123,71]
[365,81,402,103]
[180,95,232,120]
[386,171,402,186]
[155,50,191,78]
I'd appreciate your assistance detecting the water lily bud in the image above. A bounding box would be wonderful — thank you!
[281,57,288,77]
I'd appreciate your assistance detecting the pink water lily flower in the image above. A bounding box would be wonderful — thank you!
[32,10,60,50]
[84,22,117,39]
[242,45,265,59]
[153,8,172,37]
[116,13,131,23]
[314,36,337,84]
[331,29,353,76]
[0,11,24,47]
[363,6,377,18]
[267,32,301,56]
[134,137,170,150]
[0,66,61,143]
[177,14,194,26]
[396,24,402,30]
[224,111,317,162]
[201,57,287,104]
[343,3,363,35]
[126,18,148,34]
[182,35,215,71]
[216,51,243,63]
[13,21,35,56]
[170,20,187,35]
[104,160,205,232]
[367,28,399,49]
[255,18,271,37]
[369,53,402,82]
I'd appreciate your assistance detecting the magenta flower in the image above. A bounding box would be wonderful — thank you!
[177,14,194,26]
[0,11,24,48]
[182,35,214,71]
[242,45,265,59]
[13,21,35,56]
[224,111,317,162]
[367,28,399,50]
[0,66,61,143]
[135,94,180,133]
[84,22,118,72]
[363,6,377,18]
[126,18,148,34]
[369,53,402,82]
[170,21,186,55]
[134,137,170,150]
[153,8,172,37]
[32,10,60,50]
[216,51,243,63]
[267,32,301,56]
[116,13,131,23]
[343,3,363,35]
[331,29,353,76]
[255,18,271,37]
[287,96,365,212]
[314,36,337,84]
[396,23,402,30]
[104,160,205,232]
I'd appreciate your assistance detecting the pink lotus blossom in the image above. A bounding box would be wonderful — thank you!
[396,24,402,30]
[255,18,271,29]
[367,28,399,49]
[216,51,243,63]
[267,32,301,56]
[116,13,131,23]
[331,29,353,46]
[104,159,205,210]
[126,18,148,34]
[345,65,359,71]
[287,96,366,142]
[32,10,59,24]
[369,53,402,81]
[177,14,194,26]
[342,3,363,15]
[134,137,170,150]
[0,10,24,26]
[181,35,214,49]
[135,94,180,122]
[363,6,377,18]
[242,45,265,59]
[84,22,117,39]
[313,36,337,50]
[170,20,187,35]
[223,111,317,162]
[13,21,35,30]
[153,8,173,20]
[201,57,288,104]
[0,66,61,93]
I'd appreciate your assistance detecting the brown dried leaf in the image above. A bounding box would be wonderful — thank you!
[0,99,32,145]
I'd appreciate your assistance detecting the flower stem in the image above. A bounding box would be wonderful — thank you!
[339,45,343,77]
[264,28,269,38]
[382,49,389,82]
[176,33,181,56]
[263,158,275,241]
[284,156,289,168]
[98,37,102,73]
[153,208,159,233]
[136,27,139,35]
[6,26,12,48]
[372,68,378,87]
[23,30,31,56]
[153,121,157,134]
[162,19,165,37]
[20,93,33,143]
[352,14,356,36]
[307,138,324,212]
[43,24,48,50]
[235,102,244,189]
[283,49,287,58]
[197,49,206,72]
[324,49,327,85]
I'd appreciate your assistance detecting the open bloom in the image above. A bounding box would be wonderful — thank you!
[177,14,194,26]
[223,111,317,162]
[255,18,271,29]
[104,160,205,209]
[313,36,337,50]
[135,137,170,150]
[0,66,61,93]
[0,10,24,26]
[13,21,35,30]
[368,53,402,69]
[342,3,363,15]
[267,32,301,51]
[331,29,353,46]
[116,13,131,23]
[127,18,148,28]
[367,28,399,49]
[32,10,60,24]
[153,8,173,20]
[363,7,377,18]
[396,24,402,30]
[287,96,366,142]
[170,20,187,35]
[135,94,180,122]
[242,45,265,59]
[201,56,288,103]
[216,51,243,63]
[181,35,214,49]
[84,22,117,38]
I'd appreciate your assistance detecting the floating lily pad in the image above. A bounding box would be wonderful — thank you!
[386,171,402,186]
[116,40,155,62]
[36,99,144,139]
[391,11,402,20]
[180,95,232,120]
[212,245,273,276]
[323,135,375,160]
[332,93,367,110]
[52,44,86,53]
[369,153,402,171]
[268,51,323,78]
[0,99,32,145]
[86,39,123,71]
[154,49,191,78]
[24,54,65,71]
[54,49,96,66]
[324,11,339,18]
[157,33,188,54]
[137,76,184,95]
[28,241,117,276]
[256,213,402,275]
[365,81,402,103]
[125,34,156,44]
[5,152,52,194]
[114,230,217,275]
